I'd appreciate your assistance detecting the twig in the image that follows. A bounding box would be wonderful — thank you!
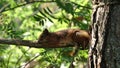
[6,52,13,68]
[0,1,55,13]
[0,3,10,13]
[0,1,92,13]
[15,48,31,68]
[71,2,92,9]
[23,53,40,68]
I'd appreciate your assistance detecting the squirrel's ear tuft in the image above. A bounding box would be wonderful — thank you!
[43,28,49,34]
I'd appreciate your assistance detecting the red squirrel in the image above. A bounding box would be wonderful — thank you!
[38,28,90,56]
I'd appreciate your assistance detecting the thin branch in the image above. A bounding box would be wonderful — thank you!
[23,53,40,68]
[6,52,13,68]
[0,39,73,48]
[0,1,92,13]
[0,1,55,13]
[15,48,31,68]
[71,2,92,9]
[0,3,10,13]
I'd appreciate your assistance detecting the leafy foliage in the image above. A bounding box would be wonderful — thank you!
[0,0,91,68]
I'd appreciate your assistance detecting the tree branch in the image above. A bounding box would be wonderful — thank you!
[0,39,73,48]
[0,1,92,13]
[0,1,55,13]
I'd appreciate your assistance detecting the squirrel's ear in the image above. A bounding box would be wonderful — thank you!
[43,28,49,34]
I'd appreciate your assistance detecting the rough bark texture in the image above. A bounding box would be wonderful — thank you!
[89,0,120,68]
[104,4,120,68]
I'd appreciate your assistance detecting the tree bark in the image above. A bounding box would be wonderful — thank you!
[89,0,120,68]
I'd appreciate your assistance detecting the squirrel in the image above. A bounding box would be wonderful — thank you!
[38,28,90,56]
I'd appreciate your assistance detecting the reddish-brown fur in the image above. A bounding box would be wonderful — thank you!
[38,29,90,49]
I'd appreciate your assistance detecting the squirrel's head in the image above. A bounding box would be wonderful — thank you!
[39,29,50,42]
[38,29,54,42]
[38,29,59,43]
[42,28,49,35]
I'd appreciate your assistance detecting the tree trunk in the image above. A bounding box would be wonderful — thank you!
[89,0,120,68]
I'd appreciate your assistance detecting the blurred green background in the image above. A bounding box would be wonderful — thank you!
[0,0,92,68]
